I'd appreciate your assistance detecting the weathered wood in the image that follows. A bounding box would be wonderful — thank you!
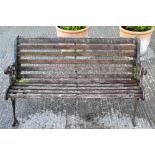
[15,79,137,84]
[19,73,133,79]
[11,86,141,90]
[20,59,134,65]
[6,37,143,100]
[8,93,142,99]
[18,37,137,44]
[136,38,141,81]
[14,83,138,87]
[16,36,21,77]
[19,50,136,57]
[5,37,145,127]
[18,44,136,50]
[9,89,142,94]
[20,65,133,72]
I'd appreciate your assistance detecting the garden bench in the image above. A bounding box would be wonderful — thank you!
[4,36,147,127]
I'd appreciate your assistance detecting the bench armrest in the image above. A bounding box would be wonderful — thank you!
[4,63,17,85]
[136,62,147,101]
[136,62,147,82]
[4,64,15,75]
[4,64,18,100]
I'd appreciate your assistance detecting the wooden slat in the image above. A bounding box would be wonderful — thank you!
[11,86,141,90]
[18,37,136,44]
[19,73,133,79]
[8,93,142,99]
[18,44,136,50]
[19,50,136,57]
[136,38,140,80]
[7,37,142,100]
[14,83,138,87]
[20,66,133,72]
[9,89,142,94]
[15,79,137,84]
[20,59,134,65]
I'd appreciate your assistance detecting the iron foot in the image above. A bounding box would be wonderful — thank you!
[12,118,19,127]
[132,118,136,127]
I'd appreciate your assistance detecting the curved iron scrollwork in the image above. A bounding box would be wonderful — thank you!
[4,63,17,100]
[4,63,17,85]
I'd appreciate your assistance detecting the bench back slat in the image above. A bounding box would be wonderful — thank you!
[19,50,136,57]
[19,73,133,79]
[16,37,137,82]
[15,79,137,84]
[20,65,133,72]
[18,37,136,44]
[18,44,136,50]
[20,59,134,65]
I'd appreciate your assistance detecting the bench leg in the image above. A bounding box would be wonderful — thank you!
[11,98,19,127]
[132,99,139,127]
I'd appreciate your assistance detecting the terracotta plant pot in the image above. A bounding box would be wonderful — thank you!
[56,26,89,38]
[119,26,154,56]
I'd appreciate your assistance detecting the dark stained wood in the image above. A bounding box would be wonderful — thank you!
[16,36,21,77]
[18,37,137,44]
[20,59,134,65]
[19,50,136,57]
[19,73,133,79]
[18,44,136,50]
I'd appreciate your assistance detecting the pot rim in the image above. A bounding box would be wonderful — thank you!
[119,26,154,35]
[56,26,89,34]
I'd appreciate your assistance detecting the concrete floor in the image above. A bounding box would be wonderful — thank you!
[0,26,155,129]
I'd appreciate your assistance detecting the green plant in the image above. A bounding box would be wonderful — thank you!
[123,26,153,32]
[58,26,86,30]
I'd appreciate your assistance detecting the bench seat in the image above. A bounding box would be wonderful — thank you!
[8,80,142,99]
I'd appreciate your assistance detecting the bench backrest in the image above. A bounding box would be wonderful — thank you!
[15,37,139,84]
